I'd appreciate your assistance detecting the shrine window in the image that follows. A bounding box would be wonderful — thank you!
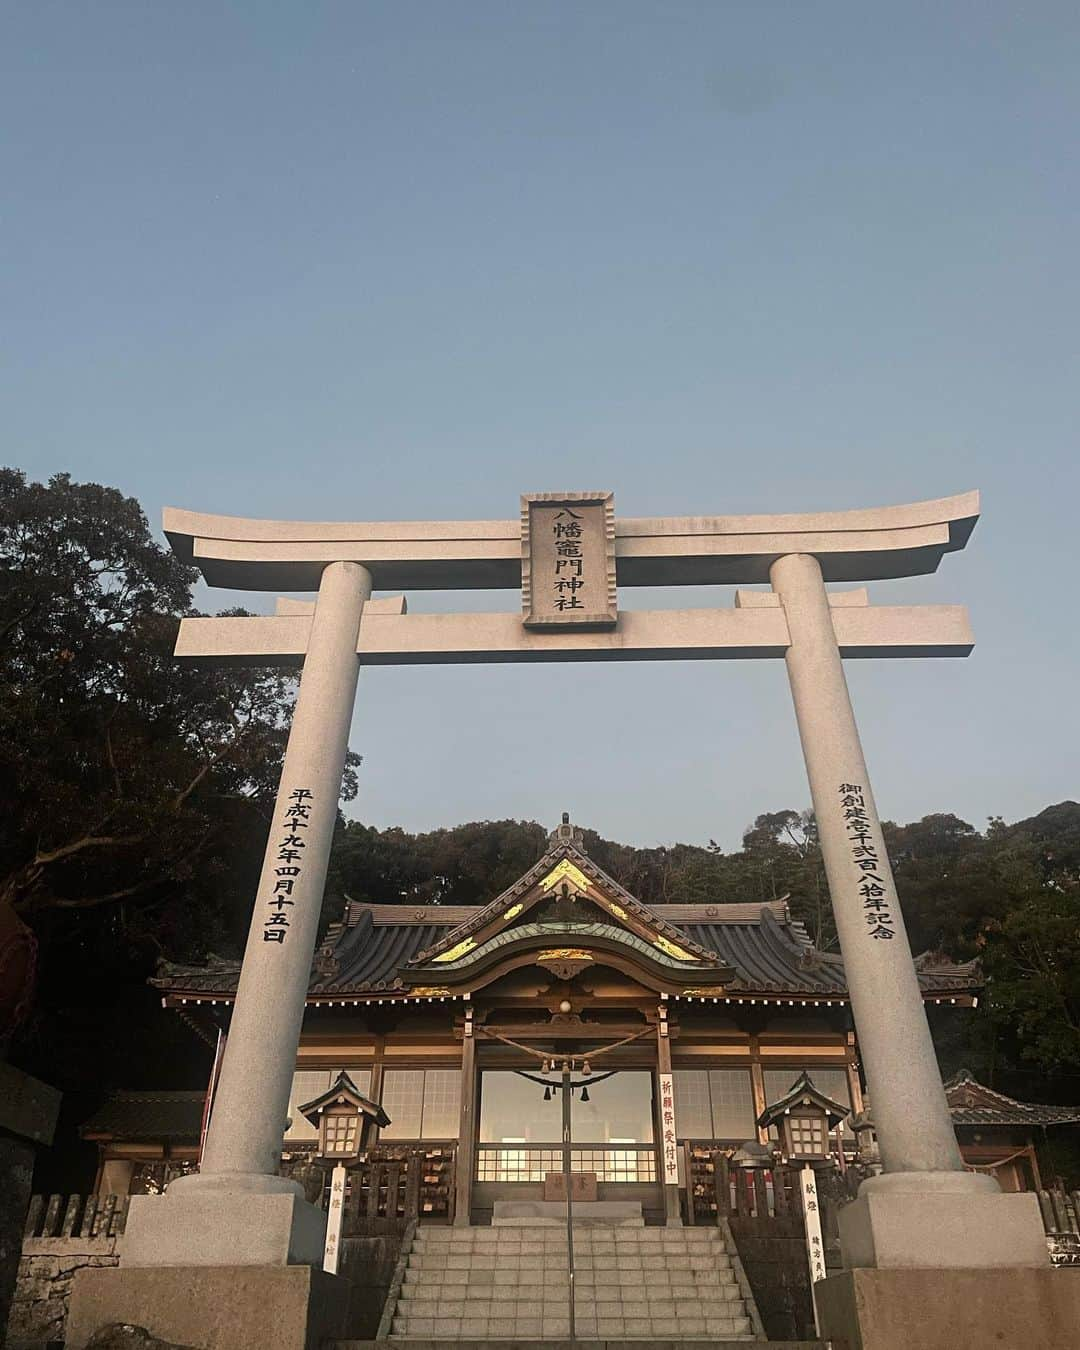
[478,1069,655,1145]
[672,1068,756,1141]
[478,1070,562,1144]
[572,1070,654,1144]
[380,1068,461,1140]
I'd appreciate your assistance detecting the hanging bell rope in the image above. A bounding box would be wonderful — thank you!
[513,1068,618,1092]
[475,1023,654,1063]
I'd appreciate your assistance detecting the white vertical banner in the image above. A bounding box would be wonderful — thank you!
[323,1163,347,1274]
[659,1073,679,1185]
[800,1165,826,1299]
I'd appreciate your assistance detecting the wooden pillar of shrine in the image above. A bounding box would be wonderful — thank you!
[453,1007,477,1226]
[368,1032,386,1107]
[749,1036,769,1146]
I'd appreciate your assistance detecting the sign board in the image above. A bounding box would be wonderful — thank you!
[521,491,617,628]
[323,1163,347,1275]
[800,1165,826,1284]
[544,1170,598,1202]
[659,1072,679,1185]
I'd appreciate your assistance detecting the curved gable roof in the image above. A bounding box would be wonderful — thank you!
[410,839,719,968]
[945,1071,1080,1128]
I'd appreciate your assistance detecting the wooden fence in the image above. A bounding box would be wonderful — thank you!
[280,1143,456,1230]
[683,1144,861,1224]
[685,1145,1080,1268]
[343,1145,456,1229]
[23,1193,128,1239]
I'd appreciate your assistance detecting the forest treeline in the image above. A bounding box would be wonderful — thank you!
[2,471,1078,1184]
[328,803,1080,1097]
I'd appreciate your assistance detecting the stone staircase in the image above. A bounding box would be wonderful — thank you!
[383,1223,760,1341]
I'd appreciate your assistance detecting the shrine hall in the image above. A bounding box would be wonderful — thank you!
[87,815,980,1223]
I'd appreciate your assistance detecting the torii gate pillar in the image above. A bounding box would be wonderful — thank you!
[770,554,1047,1258]
[768,552,1064,1350]
[121,560,373,1272]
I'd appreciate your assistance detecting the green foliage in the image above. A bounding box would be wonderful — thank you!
[0,469,304,1088]
[328,818,549,907]
[0,470,300,933]
[981,889,1080,1077]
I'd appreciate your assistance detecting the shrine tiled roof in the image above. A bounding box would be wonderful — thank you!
[944,1071,1080,1128]
[153,894,980,1004]
[152,813,979,1004]
[79,1091,206,1143]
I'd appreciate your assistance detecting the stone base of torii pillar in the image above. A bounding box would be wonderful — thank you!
[816,1267,1080,1350]
[66,1264,351,1350]
[817,1175,1068,1348]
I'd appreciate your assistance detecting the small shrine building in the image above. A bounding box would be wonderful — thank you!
[944,1070,1080,1192]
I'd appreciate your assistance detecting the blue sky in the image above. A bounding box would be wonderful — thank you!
[4,2,1077,848]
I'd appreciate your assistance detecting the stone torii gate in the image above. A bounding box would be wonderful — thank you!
[77,489,1068,1350]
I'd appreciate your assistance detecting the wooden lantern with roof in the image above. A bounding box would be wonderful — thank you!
[757,1070,850,1166]
[298,1070,389,1163]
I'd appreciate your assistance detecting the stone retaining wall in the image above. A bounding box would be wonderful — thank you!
[7,1235,120,1348]
[727,1214,816,1342]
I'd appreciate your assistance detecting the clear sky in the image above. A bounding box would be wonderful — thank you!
[4,2,1077,849]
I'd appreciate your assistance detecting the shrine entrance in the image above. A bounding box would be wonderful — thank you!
[472,1064,662,1224]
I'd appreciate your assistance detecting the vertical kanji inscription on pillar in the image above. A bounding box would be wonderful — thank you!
[521,490,617,628]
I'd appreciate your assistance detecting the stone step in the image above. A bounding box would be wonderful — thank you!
[414,1230,725,1238]
[398,1290,570,1309]
[408,1246,729,1264]
[409,1241,731,1257]
[389,1313,754,1339]
[414,1230,725,1243]
[397,1292,745,1318]
[408,1254,563,1272]
[335,1341,824,1349]
[400,1273,740,1296]
[574,1285,745,1306]
[404,1261,737,1281]
[387,1225,755,1343]
[404,1258,737,1278]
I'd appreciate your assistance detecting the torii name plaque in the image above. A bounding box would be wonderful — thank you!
[521,490,617,629]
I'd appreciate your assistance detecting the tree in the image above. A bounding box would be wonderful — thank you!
[882,813,1000,956]
[0,471,301,929]
[0,470,323,1096]
[980,889,1080,1082]
[737,810,833,948]
[330,819,548,907]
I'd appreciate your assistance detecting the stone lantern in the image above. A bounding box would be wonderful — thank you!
[297,1071,390,1274]
[756,1070,849,1167]
[731,1140,774,1171]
